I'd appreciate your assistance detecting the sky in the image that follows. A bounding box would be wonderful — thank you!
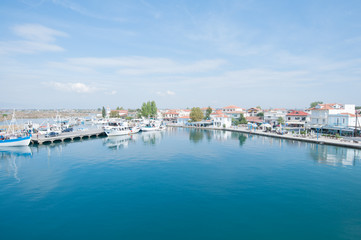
[1,0,361,109]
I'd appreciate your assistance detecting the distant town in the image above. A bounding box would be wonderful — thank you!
[2,101,360,137]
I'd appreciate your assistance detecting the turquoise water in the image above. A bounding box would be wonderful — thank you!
[1,128,361,240]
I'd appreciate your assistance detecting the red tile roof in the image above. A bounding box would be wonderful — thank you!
[246,116,263,123]
[222,105,240,109]
[286,110,309,116]
[309,103,343,111]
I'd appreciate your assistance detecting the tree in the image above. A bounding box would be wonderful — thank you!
[190,107,204,122]
[109,111,119,118]
[310,101,323,108]
[256,112,264,118]
[102,106,106,118]
[256,105,262,109]
[150,101,157,118]
[116,106,124,110]
[239,113,248,124]
[277,117,285,125]
[204,107,212,120]
[140,101,158,118]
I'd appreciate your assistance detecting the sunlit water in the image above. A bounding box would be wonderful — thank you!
[1,128,361,240]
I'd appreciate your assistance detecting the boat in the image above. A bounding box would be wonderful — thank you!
[0,111,31,147]
[141,120,161,132]
[104,122,131,136]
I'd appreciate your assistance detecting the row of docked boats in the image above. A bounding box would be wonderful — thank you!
[103,120,166,136]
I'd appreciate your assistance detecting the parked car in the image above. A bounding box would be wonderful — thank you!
[45,132,59,138]
[62,127,73,133]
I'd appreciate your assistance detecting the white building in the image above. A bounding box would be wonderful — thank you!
[222,105,245,118]
[285,110,310,128]
[310,103,355,127]
[328,113,361,128]
[177,116,190,125]
[264,108,287,125]
[212,114,232,128]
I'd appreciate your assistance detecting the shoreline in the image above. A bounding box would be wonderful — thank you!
[169,125,361,150]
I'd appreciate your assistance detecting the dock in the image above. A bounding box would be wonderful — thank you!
[31,129,106,145]
[169,125,361,150]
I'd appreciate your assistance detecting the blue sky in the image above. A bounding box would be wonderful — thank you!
[1,0,361,109]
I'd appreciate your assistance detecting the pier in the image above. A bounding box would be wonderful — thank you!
[31,129,106,145]
[169,125,361,150]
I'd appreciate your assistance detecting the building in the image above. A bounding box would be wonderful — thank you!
[247,107,262,117]
[211,113,232,128]
[264,108,287,125]
[328,113,361,128]
[222,105,245,119]
[310,103,355,127]
[177,116,190,125]
[286,110,310,128]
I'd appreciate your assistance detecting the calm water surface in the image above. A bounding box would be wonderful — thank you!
[1,128,361,240]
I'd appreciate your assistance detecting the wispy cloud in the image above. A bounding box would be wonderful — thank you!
[47,82,97,93]
[51,57,226,75]
[0,24,67,55]
[51,0,126,22]
[156,90,176,96]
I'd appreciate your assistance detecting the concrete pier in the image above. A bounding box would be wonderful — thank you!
[31,129,106,145]
[169,125,361,150]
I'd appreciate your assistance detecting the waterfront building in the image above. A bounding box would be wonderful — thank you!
[222,105,246,119]
[245,116,263,124]
[327,113,361,128]
[211,113,232,128]
[247,107,262,117]
[285,110,310,128]
[177,116,190,125]
[310,103,355,128]
[264,108,287,125]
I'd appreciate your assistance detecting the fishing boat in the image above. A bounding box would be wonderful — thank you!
[104,122,131,136]
[0,111,31,147]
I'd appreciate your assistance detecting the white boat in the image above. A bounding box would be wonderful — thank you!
[141,125,159,132]
[0,111,31,147]
[104,122,131,136]
[0,135,31,147]
[130,126,140,134]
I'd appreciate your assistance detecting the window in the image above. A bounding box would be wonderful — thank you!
[288,117,291,120]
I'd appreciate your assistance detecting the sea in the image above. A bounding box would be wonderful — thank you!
[1,128,361,240]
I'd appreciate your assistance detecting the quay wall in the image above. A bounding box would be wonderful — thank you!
[169,125,361,150]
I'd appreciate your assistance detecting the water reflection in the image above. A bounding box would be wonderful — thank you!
[310,144,361,166]
[142,131,163,145]
[188,129,248,146]
[104,135,132,150]
[0,147,32,182]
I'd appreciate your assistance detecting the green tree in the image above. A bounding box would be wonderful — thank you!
[190,107,204,122]
[256,112,264,118]
[102,106,106,118]
[140,101,158,118]
[116,106,124,110]
[109,111,119,118]
[204,107,212,120]
[277,117,285,125]
[310,101,323,108]
[239,113,248,124]
[150,101,157,118]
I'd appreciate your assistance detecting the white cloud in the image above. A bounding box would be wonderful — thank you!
[156,90,176,96]
[48,82,97,93]
[0,24,67,55]
[53,56,226,75]
[13,24,68,42]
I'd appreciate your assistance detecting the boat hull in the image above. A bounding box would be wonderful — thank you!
[0,136,31,147]
[105,129,131,136]
[141,127,159,132]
